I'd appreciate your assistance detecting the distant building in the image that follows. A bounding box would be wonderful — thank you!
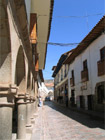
[44,80,54,100]
[44,79,54,91]
[52,50,74,106]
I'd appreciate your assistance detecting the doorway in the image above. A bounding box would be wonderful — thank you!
[87,95,93,110]
[70,90,75,107]
[97,85,104,104]
[80,96,84,108]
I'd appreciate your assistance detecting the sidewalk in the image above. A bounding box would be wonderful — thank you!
[53,101,104,121]
[31,106,51,140]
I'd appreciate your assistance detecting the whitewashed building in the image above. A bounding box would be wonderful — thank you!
[64,16,105,111]
[52,50,74,106]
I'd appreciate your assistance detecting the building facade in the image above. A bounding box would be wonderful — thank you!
[64,16,105,111]
[44,79,54,91]
[0,0,54,139]
[52,50,73,106]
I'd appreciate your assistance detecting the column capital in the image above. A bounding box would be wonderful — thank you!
[0,84,18,107]
[0,84,18,95]
[26,93,30,98]
[17,94,27,104]
[9,84,18,94]
[26,93,31,103]
[33,97,36,101]
[30,96,35,102]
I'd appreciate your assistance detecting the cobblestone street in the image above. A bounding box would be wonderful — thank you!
[31,101,105,140]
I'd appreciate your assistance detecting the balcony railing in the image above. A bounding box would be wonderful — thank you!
[70,77,75,87]
[81,69,89,82]
[97,59,105,76]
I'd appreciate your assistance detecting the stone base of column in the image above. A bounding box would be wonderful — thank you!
[33,99,38,118]
[33,113,38,118]
[31,118,35,124]
[26,124,32,127]
[30,97,35,119]
[26,126,33,134]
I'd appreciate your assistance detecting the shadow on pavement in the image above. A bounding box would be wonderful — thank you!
[44,101,105,130]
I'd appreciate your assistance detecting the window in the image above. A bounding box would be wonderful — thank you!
[83,60,87,70]
[64,65,67,77]
[97,85,104,104]
[61,87,63,94]
[58,74,59,82]
[65,84,68,95]
[59,89,60,96]
[71,70,74,78]
[100,47,105,61]
[61,69,63,80]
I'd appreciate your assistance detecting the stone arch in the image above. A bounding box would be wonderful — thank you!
[94,81,105,111]
[32,77,34,90]
[15,46,26,93]
[0,0,11,85]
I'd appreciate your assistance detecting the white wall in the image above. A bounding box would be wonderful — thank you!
[68,34,105,109]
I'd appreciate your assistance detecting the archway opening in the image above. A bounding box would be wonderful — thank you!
[15,46,26,92]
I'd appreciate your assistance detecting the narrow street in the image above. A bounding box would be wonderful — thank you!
[31,101,105,140]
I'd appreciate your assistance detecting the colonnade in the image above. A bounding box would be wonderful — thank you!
[0,0,38,139]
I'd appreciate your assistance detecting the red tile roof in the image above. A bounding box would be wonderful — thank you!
[45,83,54,87]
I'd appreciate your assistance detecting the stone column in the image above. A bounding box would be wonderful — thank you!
[33,98,36,115]
[33,99,38,117]
[34,99,36,112]
[30,97,34,119]
[17,94,26,139]
[35,97,38,112]
[0,85,17,140]
[26,94,32,127]
[30,97,36,125]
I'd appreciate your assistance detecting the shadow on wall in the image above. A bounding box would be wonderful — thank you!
[44,101,105,130]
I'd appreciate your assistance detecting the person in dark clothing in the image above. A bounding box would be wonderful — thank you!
[70,96,75,107]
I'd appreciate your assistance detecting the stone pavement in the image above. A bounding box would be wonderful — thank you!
[31,101,105,140]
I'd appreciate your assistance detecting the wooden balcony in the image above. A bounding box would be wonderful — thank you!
[70,77,75,87]
[97,59,105,76]
[81,69,89,82]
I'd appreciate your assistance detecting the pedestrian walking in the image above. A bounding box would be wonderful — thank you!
[38,96,42,107]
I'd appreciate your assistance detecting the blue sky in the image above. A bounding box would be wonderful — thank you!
[43,0,105,80]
